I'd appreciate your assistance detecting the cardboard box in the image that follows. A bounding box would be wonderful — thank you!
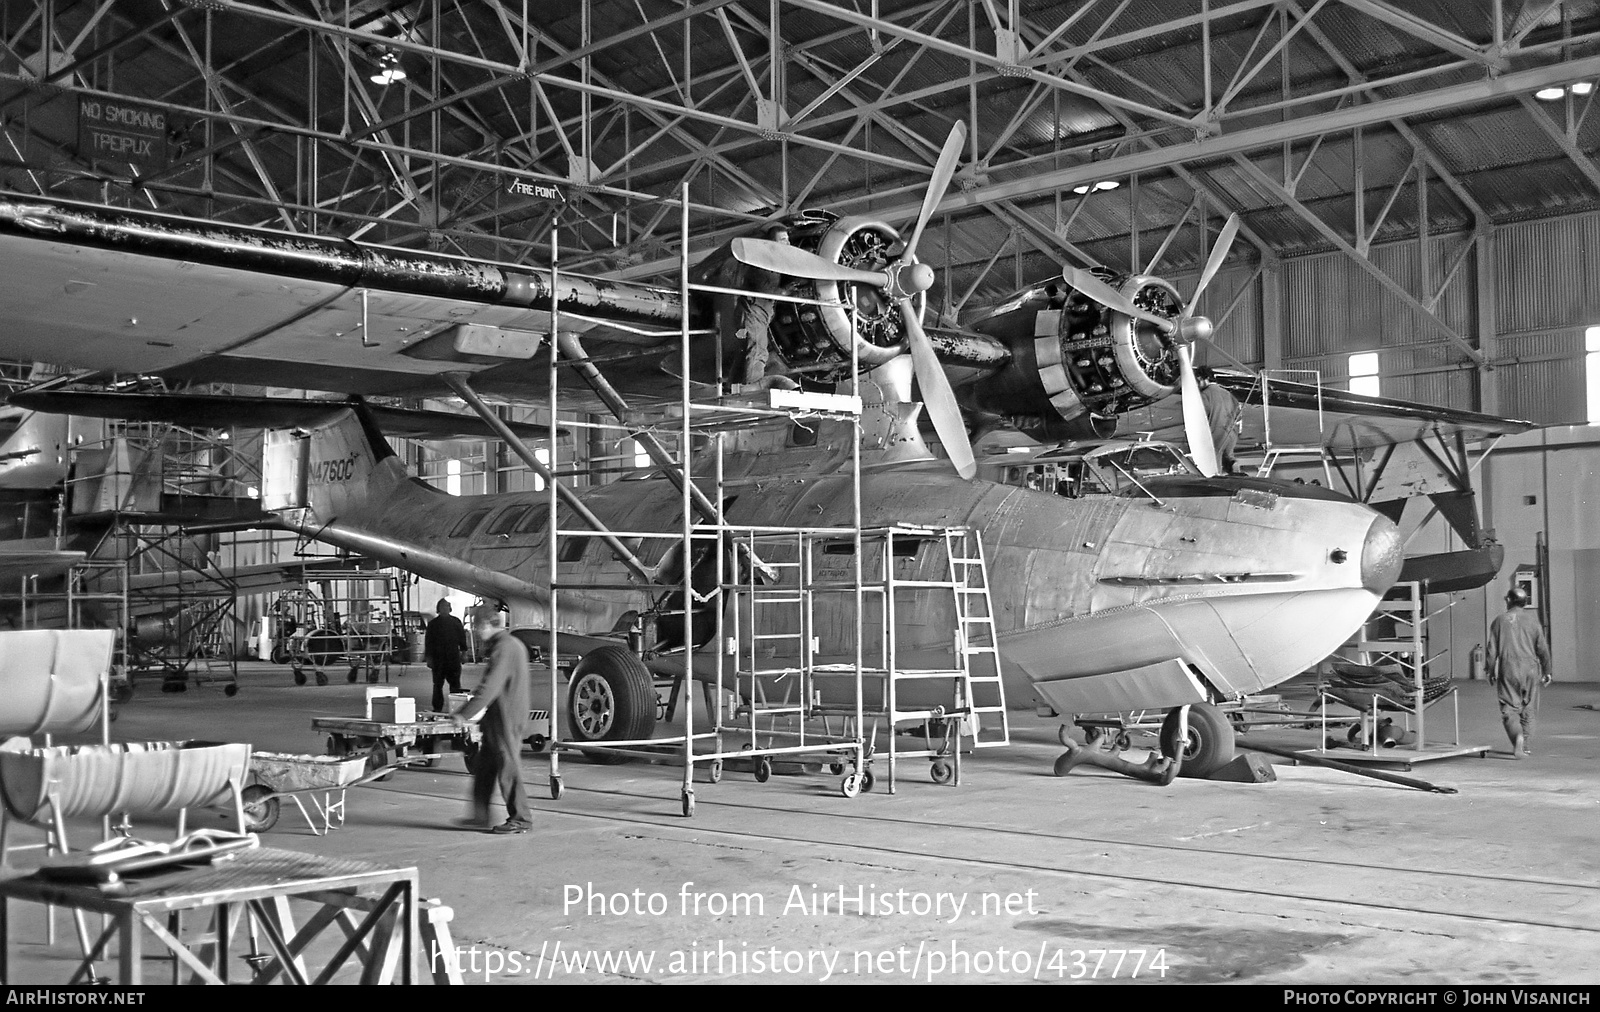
[371,696,416,724]
[364,685,399,719]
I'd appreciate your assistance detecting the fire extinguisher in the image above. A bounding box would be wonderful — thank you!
[1470,643,1485,681]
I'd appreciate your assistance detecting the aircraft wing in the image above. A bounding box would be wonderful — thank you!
[0,544,85,582]
[1117,373,1536,452]
[0,196,687,405]
[6,390,568,442]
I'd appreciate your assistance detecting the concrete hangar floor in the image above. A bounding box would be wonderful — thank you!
[8,661,1599,985]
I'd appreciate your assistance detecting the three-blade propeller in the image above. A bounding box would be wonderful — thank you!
[731,122,976,478]
[1062,213,1240,477]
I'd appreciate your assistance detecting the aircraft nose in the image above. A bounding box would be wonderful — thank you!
[1360,513,1404,594]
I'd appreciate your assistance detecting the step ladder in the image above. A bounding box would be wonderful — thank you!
[943,528,1009,750]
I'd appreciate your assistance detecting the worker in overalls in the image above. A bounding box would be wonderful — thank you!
[1486,587,1552,758]
[451,607,531,833]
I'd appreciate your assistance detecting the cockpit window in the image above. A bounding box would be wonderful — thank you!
[447,508,493,538]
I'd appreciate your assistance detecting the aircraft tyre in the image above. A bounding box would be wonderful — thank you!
[1159,703,1236,778]
[565,646,656,764]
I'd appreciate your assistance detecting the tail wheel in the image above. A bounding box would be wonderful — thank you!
[1158,703,1236,779]
[565,645,657,765]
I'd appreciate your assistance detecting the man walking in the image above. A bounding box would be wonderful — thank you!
[423,600,468,713]
[451,607,531,833]
[1486,587,1552,758]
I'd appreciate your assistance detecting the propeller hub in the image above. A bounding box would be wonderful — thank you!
[887,261,935,300]
[1179,315,1214,344]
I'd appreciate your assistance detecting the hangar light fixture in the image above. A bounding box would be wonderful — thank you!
[1535,82,1592,101]
[369,50,406,85]
[1071,180,1121,195]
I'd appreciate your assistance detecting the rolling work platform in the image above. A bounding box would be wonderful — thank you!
[1304,580,1488,767]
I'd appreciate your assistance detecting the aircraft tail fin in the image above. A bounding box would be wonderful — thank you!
[261,401,397,516]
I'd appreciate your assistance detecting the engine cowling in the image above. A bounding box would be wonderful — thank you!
[767,212,925,375]
[966,272,1185,436]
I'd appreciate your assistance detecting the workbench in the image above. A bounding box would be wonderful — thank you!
[0,847,418,985]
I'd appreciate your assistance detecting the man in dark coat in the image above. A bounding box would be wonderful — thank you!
[1196,367,1243,473]
[423,600,468,713]
[451,607,531,833]
[1487,587,1553,758]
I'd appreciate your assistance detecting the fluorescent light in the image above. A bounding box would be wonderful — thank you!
[1572,81,1595,95]
[1535,86,1566,101]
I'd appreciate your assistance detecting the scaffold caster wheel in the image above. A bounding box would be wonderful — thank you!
[828,762,845,776]
[347,667,358,684]
[314,670,329,687]
[930,759,954,785]
[859,768,876,793]
[550,776,564,801]
[707,759,723,784]
[754,758,772,783]
[1058,724,1073,746]
[681,790,695,818]
[293,667,307,686]
[840,773,861,798]
[1053,752,1073,777]
[225,684,238,697]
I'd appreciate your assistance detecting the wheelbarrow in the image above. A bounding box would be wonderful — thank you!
[240,751,404,835]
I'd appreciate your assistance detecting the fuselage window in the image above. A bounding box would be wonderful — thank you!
[558,537,589,563]
[514,504,552,535]
[486,506,530,536]
[822,538,926,558]
[447,508,492,538]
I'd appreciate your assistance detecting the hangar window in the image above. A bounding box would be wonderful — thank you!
[1348,352,1380,397]
[1587,327,1600,424]
[446,458,462,496]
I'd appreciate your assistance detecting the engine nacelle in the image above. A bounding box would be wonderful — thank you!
[767,212,926,375]
[965,272,1185,436]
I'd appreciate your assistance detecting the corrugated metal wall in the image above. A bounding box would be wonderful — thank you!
[1249,208,1600,423]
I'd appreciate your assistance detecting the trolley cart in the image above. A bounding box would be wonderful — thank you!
[312,714,480,772]
[240,752,375,835]
[311,709,553,775]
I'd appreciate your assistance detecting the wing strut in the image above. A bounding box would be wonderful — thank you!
[440,372,655,585]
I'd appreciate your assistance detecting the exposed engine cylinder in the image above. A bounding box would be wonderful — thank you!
[767,211,926,375]
[1033,273,1184,424]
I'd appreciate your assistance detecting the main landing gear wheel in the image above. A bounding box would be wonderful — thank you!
[1159,703,1236,779]
[240,785,280,833]
[565,646,656,765]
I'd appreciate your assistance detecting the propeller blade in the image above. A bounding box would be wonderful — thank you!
[1063,266,1176,333]
[900,297,975,479]
[901,121,967,263]
[729,237,889,286]
[1185,212,1240,316]
[1176,342,1221,477]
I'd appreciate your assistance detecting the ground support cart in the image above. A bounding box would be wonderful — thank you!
[311,715,479,773]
